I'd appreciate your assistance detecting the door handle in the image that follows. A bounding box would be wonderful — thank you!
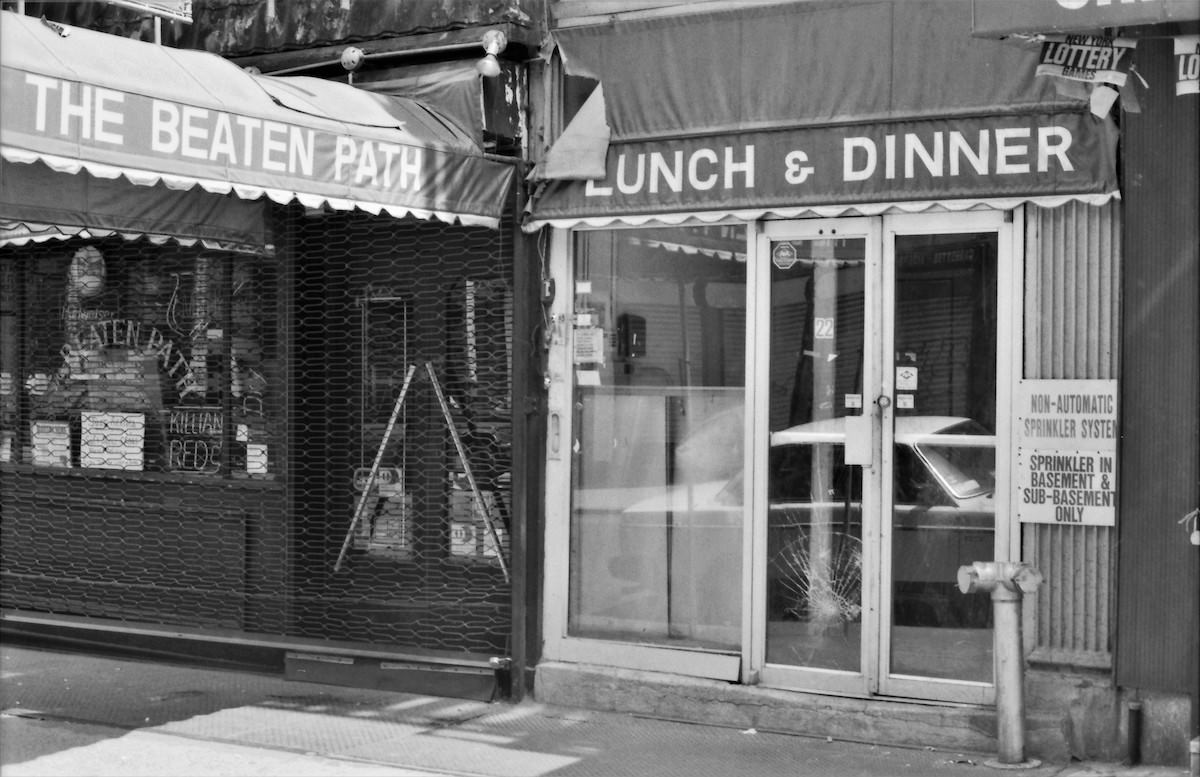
[548,412,561,459]
[876,394,891,409]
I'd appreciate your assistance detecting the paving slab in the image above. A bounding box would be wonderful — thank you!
[1,644,1191,777]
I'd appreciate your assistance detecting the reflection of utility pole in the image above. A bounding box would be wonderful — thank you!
[809,239,838,632]
[677,279,691,386]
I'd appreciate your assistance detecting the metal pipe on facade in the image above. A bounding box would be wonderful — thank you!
[1125,700,1142,766]
[1194,504,1200,777]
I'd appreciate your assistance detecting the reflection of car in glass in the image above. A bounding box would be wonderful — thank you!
[621,415,995,629]
[766,415,995,629]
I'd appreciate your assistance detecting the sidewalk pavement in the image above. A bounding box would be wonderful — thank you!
[0,643,1191,777]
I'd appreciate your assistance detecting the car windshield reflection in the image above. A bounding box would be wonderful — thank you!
[769,415,995,511]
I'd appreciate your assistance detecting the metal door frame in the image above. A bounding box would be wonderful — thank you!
[748,217,883,696]
[540,226,744,682]
[746,210,1018,705]
[875,210,1015,704]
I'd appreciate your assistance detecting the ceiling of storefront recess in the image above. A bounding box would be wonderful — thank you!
[15,0,545,57]
[551,0,806,28]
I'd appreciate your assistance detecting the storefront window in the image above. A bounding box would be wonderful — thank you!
[0,241,279,477]
[568,225,747,650]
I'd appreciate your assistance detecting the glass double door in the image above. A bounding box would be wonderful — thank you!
[756,213,1004,703]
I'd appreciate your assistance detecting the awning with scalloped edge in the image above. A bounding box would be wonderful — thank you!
[525,1,1120,231]
[1,154,268,252]
[0,11,515,231]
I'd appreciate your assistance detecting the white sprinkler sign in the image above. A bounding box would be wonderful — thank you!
[1016,379,1118,526]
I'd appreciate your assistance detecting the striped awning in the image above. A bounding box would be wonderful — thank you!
[1,11,515,234]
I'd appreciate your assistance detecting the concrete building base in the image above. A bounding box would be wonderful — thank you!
[534,661,1194,767]
[1025,668,1194,766]
[534,662,1006,756]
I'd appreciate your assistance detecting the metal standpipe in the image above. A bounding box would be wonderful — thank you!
[958,560,1045,769]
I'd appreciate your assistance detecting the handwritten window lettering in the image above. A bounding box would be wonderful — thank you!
[167,406,222,473]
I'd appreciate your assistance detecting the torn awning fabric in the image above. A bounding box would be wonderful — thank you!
[0,11,515,233]
[526,0,1120,230]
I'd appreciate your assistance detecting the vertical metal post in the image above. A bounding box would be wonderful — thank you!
[958,561,1043,769]
[991,583,1027,765]
[507,161,531,699]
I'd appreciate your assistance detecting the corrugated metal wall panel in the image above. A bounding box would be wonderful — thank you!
[1023,199,1120,667]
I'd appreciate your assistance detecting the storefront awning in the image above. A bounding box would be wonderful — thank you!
[0,11,515,231]
[360,61,487,146]
[971,0,1200,38]
[526,0,1120,231]
[0,157,268,252]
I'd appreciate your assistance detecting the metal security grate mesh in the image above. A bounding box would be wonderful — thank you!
[287,209,513,654]
[0,205,514,658]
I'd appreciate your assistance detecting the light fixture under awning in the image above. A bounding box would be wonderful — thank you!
[525,0,1120,232]
[0,11,515,229]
